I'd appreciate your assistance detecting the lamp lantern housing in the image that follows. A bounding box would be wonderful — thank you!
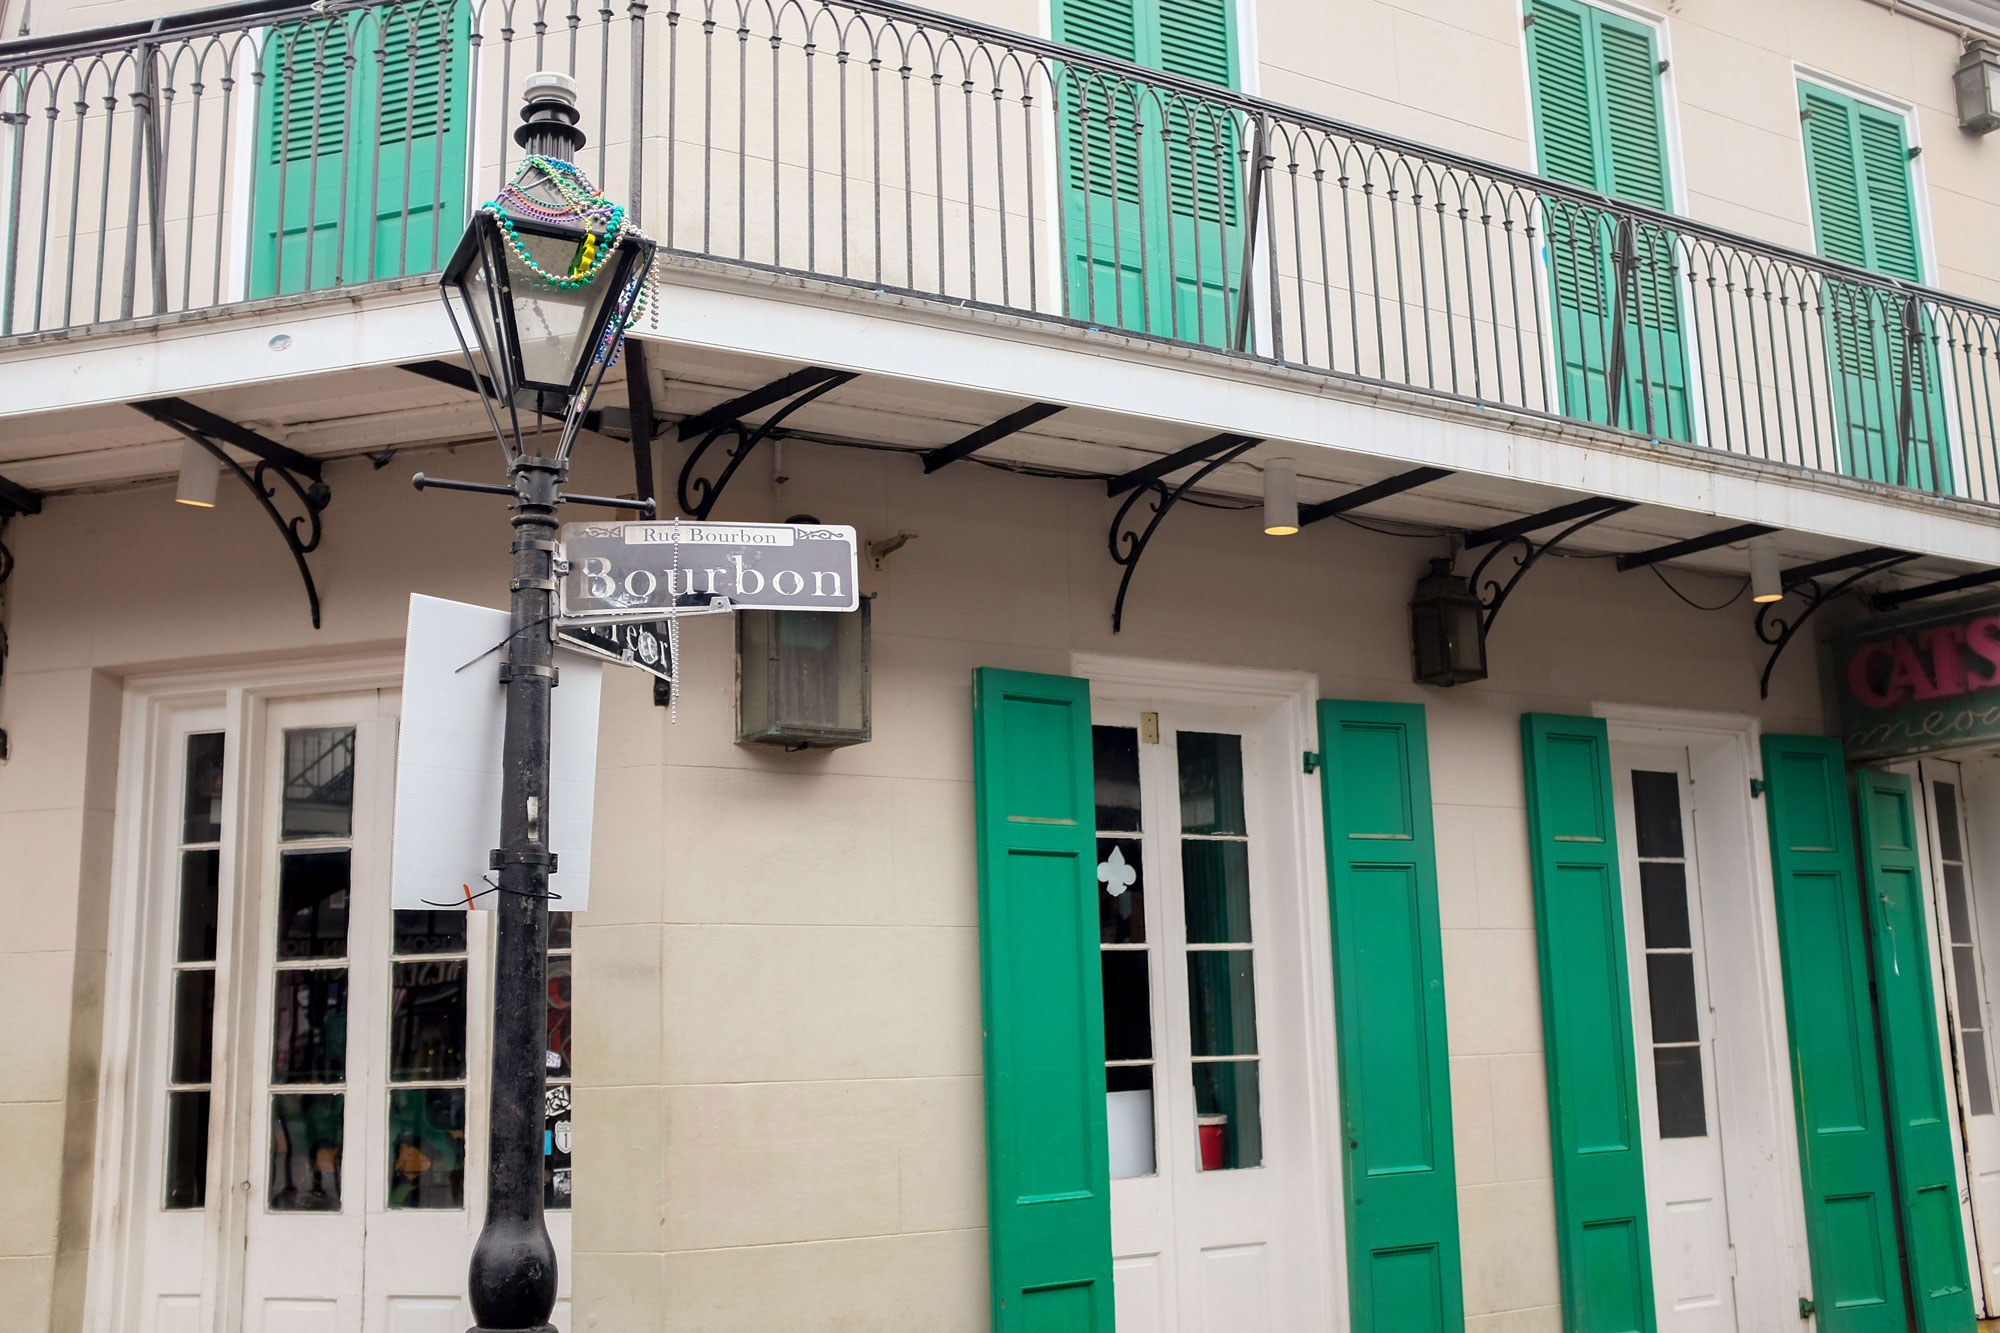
[1956,38,2000,135]
[736,600,873,749]
[1410,557,1488,686]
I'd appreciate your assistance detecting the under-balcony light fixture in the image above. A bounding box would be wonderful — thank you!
[1263,459,1299,536]
[1410,558,1488,686]
[1957,38,2000,135]
[1750,542,1784,604]
[175,440,219,508]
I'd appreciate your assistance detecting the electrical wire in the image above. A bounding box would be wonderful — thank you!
[1649,564,1751,611]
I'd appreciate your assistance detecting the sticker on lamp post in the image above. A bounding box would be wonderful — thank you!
[558,520,860,623]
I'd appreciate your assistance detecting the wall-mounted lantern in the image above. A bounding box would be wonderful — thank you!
[1957,38,2000,135]
[736,600,873,748]
[1410,558,1487,686]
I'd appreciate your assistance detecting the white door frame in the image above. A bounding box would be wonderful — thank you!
[1073,653,1342,1329]
[1594,703,1817,1325]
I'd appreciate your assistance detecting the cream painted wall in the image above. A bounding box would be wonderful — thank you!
[0,405,1824,1329]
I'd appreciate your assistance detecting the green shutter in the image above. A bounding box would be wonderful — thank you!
[1855,769,1976,1332]
[1055,0,1241,346]
[1316,701,1464,1333]
[1525,0,1689,443]
[1796,81,1949,490]
[252,6,468,297]
[1521,713,1655,1333]
[1759,735,1905,1332]
[972,668,1114,1332]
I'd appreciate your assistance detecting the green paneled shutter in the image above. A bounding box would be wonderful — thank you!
[1524,0,1689,442]
[252,6,469,297]
[1855,769,1976,1332]
[1055,0,1241,346]
[1796,81,1949,489]
[971,668,1114,1332]
[1520,714,1656,1333]
[1758,736,1905,1332]
[1316,701,1464,1333]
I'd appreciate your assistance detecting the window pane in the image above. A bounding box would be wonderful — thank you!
[281,727,356,840]
[182,732,226,844]
[1101,951,1153,1062]
[1098,838,1146,944]
[164,1090,211,1210]
[1954,947,1984,1029]
[544,1082,573,1210]
[1183,841,1252,945]
[394,910,467,956]
[277,851,351,961]
[1187,951,1258,1057]
[272,968,349,1084]
[1654,1046,1708,1138]
[1945,864,1973,945]
[177,850,222,963]
[1630,770,1685,859]
[1935,780,1963,862]
[1646,954,1700,1045]
[390,960,468,1082]
[546,955,573,1080]
[388,1088,467,1209]
[1964,1033,1994,1118]
[170,970,216,1085]
[269,1092,344,1211]
[1093,726,1142,833]
[1107,1065,1156,1180]
[1177,732,1246,836]
[1638,862,1692,950]
[1192,1060,1262,1170]
[548,911,574,951]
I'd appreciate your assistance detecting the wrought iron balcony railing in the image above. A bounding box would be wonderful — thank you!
[4,0,1999,503]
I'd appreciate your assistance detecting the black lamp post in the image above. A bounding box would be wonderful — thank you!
[429,70,656,1333]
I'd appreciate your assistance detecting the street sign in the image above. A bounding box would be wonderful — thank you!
[555,618,675,682]
[559,519,860,623]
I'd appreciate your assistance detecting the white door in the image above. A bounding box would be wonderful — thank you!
[1914,760,2000,1315]
[1091,701,1328,1332]
[1611,744,1739,1332]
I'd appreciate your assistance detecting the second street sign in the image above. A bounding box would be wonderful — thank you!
[559,520,860,622]
[557,619,675,682]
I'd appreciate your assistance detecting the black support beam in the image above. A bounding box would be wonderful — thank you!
[1106,434,1261,498]
[1298,466,1452,527]
[1614,523,1778,572]
[399,360,621,437]
[922,403,1067,473]
[1782,546,1908,586]
[1871,568,2000,611]
[134,397,322,479]
[1464,497,1637,550]
[677,367,852,442]
[0,472,42,517]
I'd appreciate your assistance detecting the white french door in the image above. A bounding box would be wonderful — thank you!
[1611,742,1739,1332]
[1091,699,1328,1332]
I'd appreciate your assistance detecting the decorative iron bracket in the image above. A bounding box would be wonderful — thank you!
[1109,436,1261,633]
[676,367,857,519]
[133,400,331,628]
[1468,498,1637,633]
[0,472,40,592]
[1756,551,1918,698]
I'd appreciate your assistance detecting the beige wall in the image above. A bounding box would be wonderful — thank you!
[0,402,1824,1329]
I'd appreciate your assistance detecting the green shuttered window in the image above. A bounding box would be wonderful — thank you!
[1316,701,1464,1333]
[1054,0,1242,346]
[972,668,1115,1331]
[1521,713,1656,1333]
[1524,0,1690,442]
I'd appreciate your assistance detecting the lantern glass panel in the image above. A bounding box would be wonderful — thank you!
[458,251,508,393]
[503,228,621,391]
[736,603,871,748]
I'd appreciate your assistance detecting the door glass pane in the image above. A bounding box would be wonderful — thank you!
[1182,841,1252,944]
[1965,1038,1994,1118]
[544,1083,573,1210]
[280,727,356,839]
[170,971,217,1085]
[177,850,222,962]
[546,954,573,1080]
[166,733,225,1212]
[269,1092,344,1211]
[390,960,467,1081]
[548,909,574,951]
[1630,769,1685,858]
[277,850,351,960]
[1095,725,1156,1182]
[1102,951,1154,1061]
[1646,954,1700,1044]
[1934,780,1963,861]
[272,968,349,1083]
[164,1090,212,1209]
[1932,778,1994,1118]
[1654,1047,1708,1138]
[1187,951,1258,1057]
[1094,726,1142,832]
[1177,731,1246,835]
[1944,863,1973,944]
[1192,1060,1262,1170]
[394,909,467,955]
[1098,837,1146,944]
[1107,1065,1156,1180]
[389,1088,466,1208]
[544,911,574,1209]
[1631,768,1711,1138]
[182,732,226,843]
[1638,862,1692,949]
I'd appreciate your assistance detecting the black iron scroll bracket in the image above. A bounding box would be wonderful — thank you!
[1108,437,1261,633]
[1468,499,1637,634]
[1755,551,1919,698]
[676,367,857,519]
[133,400,331,629]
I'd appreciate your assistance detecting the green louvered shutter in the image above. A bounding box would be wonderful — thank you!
[1759,736,1905,1332]
[1525,0,1689,442]
[1317,701,1464,1333]
[253,17,359,296]
[1056,0,1148,334]
[1521,713,1656,1333]
[1155,0,1241,346]
[1855,769,1976,1332]
[1797,82,1949,489]
[972,667,1114,1332]
[359,3,468,280]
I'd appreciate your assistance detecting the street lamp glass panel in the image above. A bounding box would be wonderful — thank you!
[502,229,623,391]
[459,255,507,393]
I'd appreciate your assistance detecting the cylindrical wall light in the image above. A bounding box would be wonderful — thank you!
[174,440,220,508]
[1750,542,1784,603]
[1263,459,1299,536]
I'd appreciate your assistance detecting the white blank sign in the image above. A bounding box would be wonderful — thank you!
[392,594,601,911]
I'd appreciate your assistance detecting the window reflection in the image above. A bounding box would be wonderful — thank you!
[269,1092,344,1211]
